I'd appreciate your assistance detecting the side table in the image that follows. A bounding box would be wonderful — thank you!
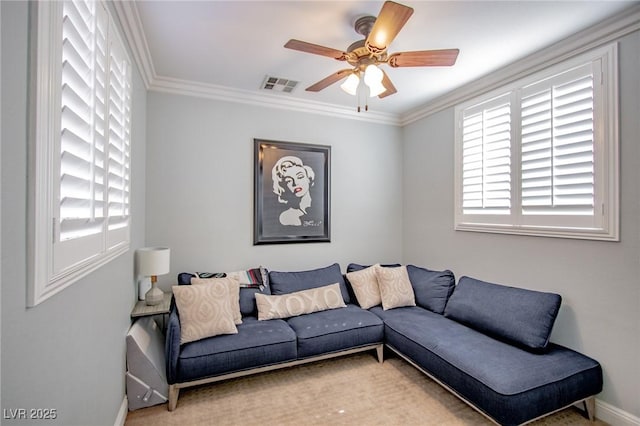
[131,292,172,330]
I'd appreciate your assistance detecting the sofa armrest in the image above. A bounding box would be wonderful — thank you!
[165,305,181,384]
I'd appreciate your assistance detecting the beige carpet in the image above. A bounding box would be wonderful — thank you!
[125,351,606,426]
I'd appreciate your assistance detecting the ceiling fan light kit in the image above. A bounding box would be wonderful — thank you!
[284,1,460,112]
[339,64,385,98]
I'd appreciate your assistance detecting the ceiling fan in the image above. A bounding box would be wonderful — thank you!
[284,1,459,107]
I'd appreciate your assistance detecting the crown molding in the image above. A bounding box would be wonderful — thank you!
[400,4,640,126]
[112,0,156,89]
[150,76,402,126]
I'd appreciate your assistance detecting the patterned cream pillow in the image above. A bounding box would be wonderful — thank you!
[192,276,242,324]
[376,265,416,310]
[255,283,346,320]
[346,264,382,309]
[172,283,238,344]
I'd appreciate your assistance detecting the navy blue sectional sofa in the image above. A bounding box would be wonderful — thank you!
[165,263,602,425]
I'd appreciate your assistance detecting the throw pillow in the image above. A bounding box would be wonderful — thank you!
[192,276,242,325]
[376,265,416,310]
[226,267,268,290]
[172,283,238,344]
[345,264,382,309]
[268,263,350,304]
[255,283,346,321]
[194,266,268,290]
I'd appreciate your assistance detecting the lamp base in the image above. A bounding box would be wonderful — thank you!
[138,276,151,301]
[145,284,164,306]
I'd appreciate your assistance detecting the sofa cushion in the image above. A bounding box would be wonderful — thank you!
[176,317,297,383]
[286,305,384,358]
[345,264,381,309]
[172,284,238,344]
[255,283,346,320]
[406,265,455,314]
[192,276,242,324]
[346,263,401,273]
[372,306,602,425]
[238,288,260,317]
[268,263,350,304]
[444,276,562,351]
[376,265,416,310]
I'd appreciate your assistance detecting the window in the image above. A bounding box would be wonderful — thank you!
[29,0,132,306]
[454,44,618,241]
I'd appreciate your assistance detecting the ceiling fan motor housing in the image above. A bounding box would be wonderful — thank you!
[347,16,387,69]
[354,15,376,37]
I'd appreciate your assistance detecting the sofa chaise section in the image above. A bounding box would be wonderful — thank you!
[372,306,602,425]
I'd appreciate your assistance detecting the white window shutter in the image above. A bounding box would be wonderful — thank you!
[106,23,132,249]
[58,0,107,243]
[461,95,512,215]
[520,63,596,226]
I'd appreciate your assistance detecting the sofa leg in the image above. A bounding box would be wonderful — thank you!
[168,385,179,411]
[376,345,384,363]
[583,397,596,421]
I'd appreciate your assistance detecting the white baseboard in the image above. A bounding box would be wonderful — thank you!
[114,396,128,426]
[596,399,640,426]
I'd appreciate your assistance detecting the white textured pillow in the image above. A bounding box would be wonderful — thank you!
[376,265,416,310]
[346,264,381,309]
[192,276,242,324]
[172,283,238,344]
[255,283,346,320]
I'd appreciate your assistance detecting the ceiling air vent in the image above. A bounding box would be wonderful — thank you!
[261,76,299,93]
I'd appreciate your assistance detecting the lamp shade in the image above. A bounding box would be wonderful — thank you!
[363,64,386,97]
[136,247,170,277]
[340,73,360,96]
[367,81,387,97]
[364,64,383,86]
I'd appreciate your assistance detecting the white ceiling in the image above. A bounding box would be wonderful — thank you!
[132,1,637,117]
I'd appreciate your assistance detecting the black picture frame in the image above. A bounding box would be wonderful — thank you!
[254,139,331,245]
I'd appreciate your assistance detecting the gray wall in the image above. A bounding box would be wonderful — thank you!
[145,92,403,288]
[1,2,147,425]
[402,31,640,419]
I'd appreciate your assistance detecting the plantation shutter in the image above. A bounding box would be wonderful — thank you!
[461,95,512,216]
[59,0,107,243]
[106,24,132,247]
[54,0,131,276]
[520,63,596,225]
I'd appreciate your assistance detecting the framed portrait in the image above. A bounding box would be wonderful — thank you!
[254,139,331,245]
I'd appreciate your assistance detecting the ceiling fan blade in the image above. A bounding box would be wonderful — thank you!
[387,49,460,67]
[379,69,397,99]
[306,69,353,92]
[365,1,414,55]
[285,39,350,61]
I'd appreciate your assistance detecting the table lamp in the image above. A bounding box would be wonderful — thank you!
[136,247,170,306]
